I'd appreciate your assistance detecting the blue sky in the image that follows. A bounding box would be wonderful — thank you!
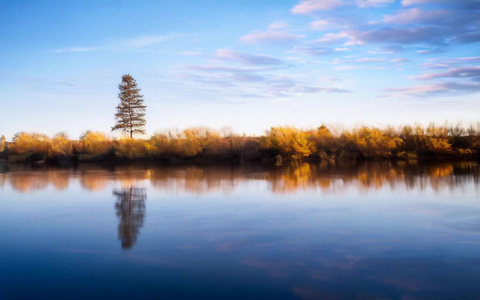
[1,0,479,139]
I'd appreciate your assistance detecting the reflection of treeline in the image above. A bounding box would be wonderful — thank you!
[3,123,480,164]
[2,162,478,195]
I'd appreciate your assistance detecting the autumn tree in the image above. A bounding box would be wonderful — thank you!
[260,126,316,161]
[112,74,146,138]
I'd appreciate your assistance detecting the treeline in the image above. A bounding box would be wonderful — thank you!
[1,123,479,165]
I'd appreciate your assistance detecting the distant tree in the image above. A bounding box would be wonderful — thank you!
[0,135,5,152]
[112,74,146,138]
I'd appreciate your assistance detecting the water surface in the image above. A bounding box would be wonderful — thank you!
[0,162,479,299]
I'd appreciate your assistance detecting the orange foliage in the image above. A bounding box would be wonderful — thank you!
[78,131,112,154]
[260,126,316,160]
[9,132,51,155]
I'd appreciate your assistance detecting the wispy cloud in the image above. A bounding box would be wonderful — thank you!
[240,30,304,45]
[180,51,203,56]
[122,35,169,47]
[293,46,333,56]
[385,81,480,97]
[334,65,362,71]
[402,0,480,9]
[184,65,273,73]
[391,58,411,63]
[310,20,331,31]
[179,49,350,98]
[268,21,289,30]
[315,31,353,44]
[289,0,480,50]
[385,65,480,97]
[215,49,283,66]
[355,57,383,62]
[349,27,446,45]
[382,8,447,24]
[421,57,480,69]
[54,47,101,53]
[291,0,347,14]
[356,0,395,7]
[415,66,480,80]
[54,34,171,53]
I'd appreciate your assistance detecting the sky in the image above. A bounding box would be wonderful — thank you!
[1,0,479,140]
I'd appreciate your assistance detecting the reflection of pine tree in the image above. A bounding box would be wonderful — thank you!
[113,186,146,249]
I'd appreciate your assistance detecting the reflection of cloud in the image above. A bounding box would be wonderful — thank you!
[242,258,297,277]
[216,234,282,252]
[292,286,339,300]
[125,255,170,266]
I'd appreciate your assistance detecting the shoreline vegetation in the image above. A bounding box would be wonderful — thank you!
[1,123,479,166]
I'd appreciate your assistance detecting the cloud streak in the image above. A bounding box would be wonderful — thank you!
[54,47,101,53]
[215,49,283,66]
[291,0,347,14]
[415,66,480,80]
[240,30,304,45]
[385,81,480,97]
[122,35,169,47]
[54,34,171,53]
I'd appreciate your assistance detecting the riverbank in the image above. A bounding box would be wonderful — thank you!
[2,124,479,165]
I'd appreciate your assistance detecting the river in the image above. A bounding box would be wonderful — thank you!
[0,161,479,299]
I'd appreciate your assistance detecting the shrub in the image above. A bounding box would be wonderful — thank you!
[78,131,112,154]
[9,132,51,156]
[51,132,73,157]
[114,138,148,159]
[260,126,316,160]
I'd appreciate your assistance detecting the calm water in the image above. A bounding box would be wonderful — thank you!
[0,162,479,299]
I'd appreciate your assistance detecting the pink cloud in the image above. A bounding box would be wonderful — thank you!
[291,0,346,14]
[415,66,480,80]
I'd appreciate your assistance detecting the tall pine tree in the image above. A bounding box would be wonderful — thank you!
[112,74,147,138]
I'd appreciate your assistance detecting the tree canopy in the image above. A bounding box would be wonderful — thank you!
[112,74,146,138]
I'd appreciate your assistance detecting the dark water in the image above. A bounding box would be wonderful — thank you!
[0,162,479,299]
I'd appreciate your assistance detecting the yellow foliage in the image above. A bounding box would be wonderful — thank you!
[79,131,111,154]
[9,132,51,155]
[308,125,335,151]
[346,127,402,157]
[425,123,451,151]
[181,128,203,156]
[261,126,316,160]
[51,132,73,157]
[427,138,451,151]
[115,138,148,159]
